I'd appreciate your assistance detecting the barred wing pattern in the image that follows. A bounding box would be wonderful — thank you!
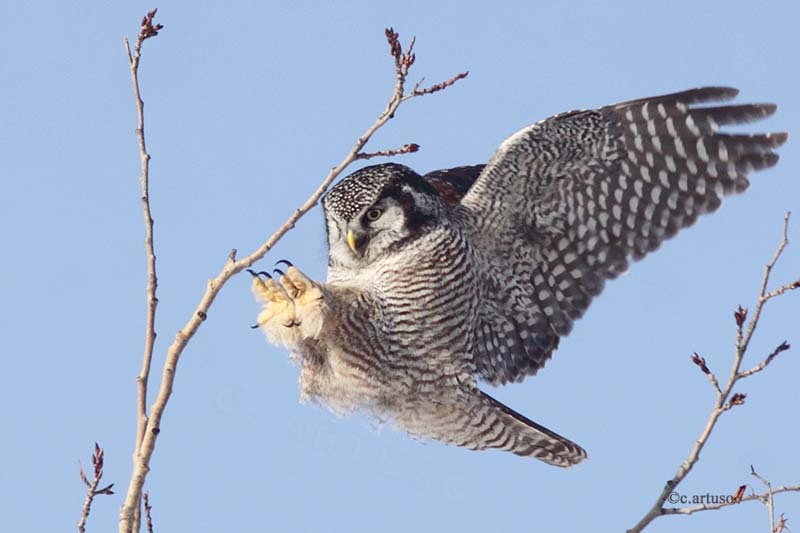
[456,87,787,385]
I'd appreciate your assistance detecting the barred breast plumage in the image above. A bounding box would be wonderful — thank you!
[252,86,786,466]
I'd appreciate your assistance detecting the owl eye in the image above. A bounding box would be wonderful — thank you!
[365,208,383,222]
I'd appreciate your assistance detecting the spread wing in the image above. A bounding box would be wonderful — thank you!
[454,87,787,385]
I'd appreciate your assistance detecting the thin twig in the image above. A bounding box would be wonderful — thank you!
[77,443,114,533]
[143,492,154,533]
[118,23,466,533]
[738,341,791,378]
[690,353,722,396]
[355,143,419,160]
[404,71,470,101]
[775,513,789,533]
[752,466,777,533]
[739,211,792,358]
[123,9,163,533]
[627,213,798,533]
[662,484,800,516]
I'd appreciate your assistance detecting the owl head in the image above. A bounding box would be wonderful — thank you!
[322,163,446,268]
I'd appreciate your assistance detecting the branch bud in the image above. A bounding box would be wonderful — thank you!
[730,392,747,406]
[691,352,710,374]
[734,305,748,327]
[732,484,746,504]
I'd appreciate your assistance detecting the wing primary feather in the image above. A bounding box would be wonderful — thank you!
[456,87,786,385]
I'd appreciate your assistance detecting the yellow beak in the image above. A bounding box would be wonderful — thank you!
[347,229,358,254]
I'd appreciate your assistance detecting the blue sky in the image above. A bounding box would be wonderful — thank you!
[2,1,798,532]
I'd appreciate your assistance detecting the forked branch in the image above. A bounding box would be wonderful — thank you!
[77,443,114,533]
[628,213,799,532]
[118,16,467,533]
[122,9,163,532]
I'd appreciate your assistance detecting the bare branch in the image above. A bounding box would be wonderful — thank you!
[691,352,722,396]
[122,10,163,533]
[764,279,800,301]
[739,212,792,358]
[627,213,799,533]
[663,484,800,516]
[738,341,791,379]
[118,24,466,533]
[751,465,777,533]
[77,443,114,533]
[405,71,470,100]
[355,143,419,160]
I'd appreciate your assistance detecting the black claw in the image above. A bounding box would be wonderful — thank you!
[250,324,260,329]
[275,259,294,269]
[247,269,272,279]
[273,268,285,277]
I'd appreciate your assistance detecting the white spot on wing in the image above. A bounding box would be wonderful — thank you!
[718,140,728,162]
[696,138,709,162]
[641,103,650,120]
[685,114,700,136]
[652,136,662,153]
[651,186,662,203]
[666,117,677,136]
[659,169,670,187]
[678,174,688,192]
[674,137,687,158]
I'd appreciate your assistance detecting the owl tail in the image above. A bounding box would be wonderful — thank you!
[398,390,587,467]
[474,391,587,466]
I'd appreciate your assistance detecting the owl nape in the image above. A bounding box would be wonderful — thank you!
[252,86,786,466]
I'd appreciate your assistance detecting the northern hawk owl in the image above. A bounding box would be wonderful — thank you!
[251,87,786,466]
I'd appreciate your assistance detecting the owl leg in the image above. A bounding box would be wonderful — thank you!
[274,264,329,341]
[250,270,300,347]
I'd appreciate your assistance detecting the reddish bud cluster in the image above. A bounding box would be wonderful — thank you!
[731,484,746,504]
[734,305,748,327]
[691,352,710,374]
[80,443,115,496]
[384,27,416,75]
[730,393,747,406]
[140,9,164,41]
